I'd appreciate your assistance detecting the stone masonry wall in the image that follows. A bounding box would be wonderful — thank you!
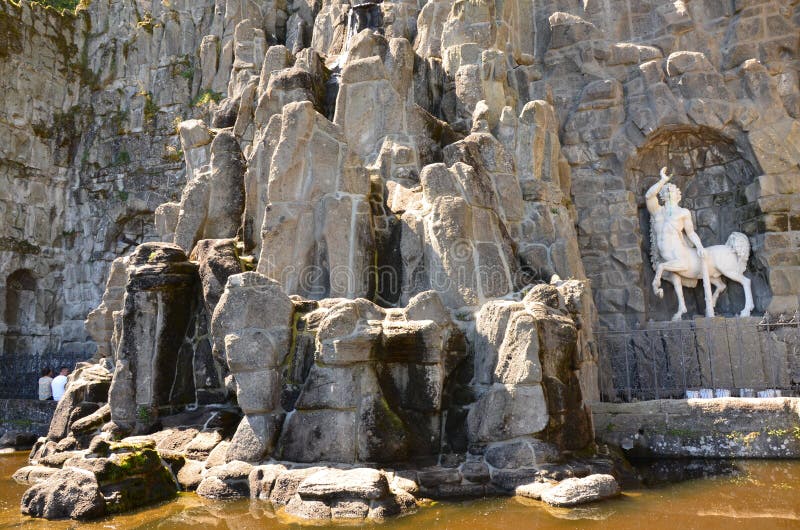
[594,398,800,458]
[529,0,800,329]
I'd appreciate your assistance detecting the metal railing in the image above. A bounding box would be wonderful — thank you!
[598,312,800,402]
[0,352,89,399]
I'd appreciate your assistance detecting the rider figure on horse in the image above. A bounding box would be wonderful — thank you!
[646,168,705,298]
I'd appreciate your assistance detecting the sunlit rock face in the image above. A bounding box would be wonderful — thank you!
[3,0,800,521]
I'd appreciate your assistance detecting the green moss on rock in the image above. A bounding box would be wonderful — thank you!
[97,449,177,515]
[29,0,80,14]
[0,237,41,255]
[0,3,23,59]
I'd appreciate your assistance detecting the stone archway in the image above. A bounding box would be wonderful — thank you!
[626,126,769,321]
[4,269,38,353]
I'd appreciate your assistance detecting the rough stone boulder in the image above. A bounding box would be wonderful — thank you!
[196,460,254,499]
[515,480,556,500]
[84,256,129,359]
[21,468,106,520]
[256,100,375,300]
[283,467,416,522]
[539,474,620,506]
[277,291,466,464]
[296,468,389,500]
[189,238,244,315]
[547,12,602,49]
[12,465,59,485]
[400,161,520,308]
[267,466,325,507]
[211,271,294,462]
[469,291,591,449]
[21,444,178,520]
[44,362,112,445]
[248,463,288,500]
[0,430,38,450]
[202,131,246,240]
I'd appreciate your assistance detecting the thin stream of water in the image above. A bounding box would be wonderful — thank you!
[2,453,800,529]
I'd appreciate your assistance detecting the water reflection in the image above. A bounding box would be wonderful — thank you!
[2,453,800,529]
[633,458,740,487]
[515,496,618,521]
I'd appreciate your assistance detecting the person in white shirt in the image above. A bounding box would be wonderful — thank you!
[38,368,53,400]
[51,367,70,402]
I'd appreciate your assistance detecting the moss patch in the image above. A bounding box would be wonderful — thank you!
[0,4,23,60]
[95,448,178,515]
[0,237,41,254]
[141,91,159,126]
[192,89,222,108]
[114,151,131,166]
[29,0,80,13]
[137,10,155,33]
[163,145,183,162]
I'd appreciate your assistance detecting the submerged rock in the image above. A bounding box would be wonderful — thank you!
[20,446,177,520]
[0,431,38,451]
[539,474,620,507]
[21,468,106,520]
[282,467,416,522]
[296,468,389,500]
[196,460,253,499]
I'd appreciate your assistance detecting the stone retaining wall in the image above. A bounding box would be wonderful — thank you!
[0,399,57,437]
[593,398,800,458]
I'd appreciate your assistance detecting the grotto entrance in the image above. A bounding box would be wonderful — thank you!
[626,126,768,322]
[3,269,38,354]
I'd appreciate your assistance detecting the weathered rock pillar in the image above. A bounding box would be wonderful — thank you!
[108,243,199,433]
[211,272,294,461]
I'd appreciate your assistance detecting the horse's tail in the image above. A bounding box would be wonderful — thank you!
[725,232,750,274]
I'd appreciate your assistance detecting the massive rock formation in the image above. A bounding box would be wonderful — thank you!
[2,0,798,352]
[2,0,799,522]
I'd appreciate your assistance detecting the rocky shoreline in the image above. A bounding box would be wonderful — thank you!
[14,416,622,522]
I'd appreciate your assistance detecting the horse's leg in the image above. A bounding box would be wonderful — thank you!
[710,277,726,307]
[653,260,690,299]
[724,272,754,317]
[669,274,687,321]
[652,263,665,298]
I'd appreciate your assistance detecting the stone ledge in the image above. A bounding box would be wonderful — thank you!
[593,398,800,458]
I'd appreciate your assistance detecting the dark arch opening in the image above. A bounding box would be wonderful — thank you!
[5,269,36,328]
[626,126,769,321]
[4,269,39,354]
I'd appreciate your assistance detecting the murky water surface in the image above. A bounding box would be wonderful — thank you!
[2,452,800,529]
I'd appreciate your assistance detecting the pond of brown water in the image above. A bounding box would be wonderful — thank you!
[2,452,799,529]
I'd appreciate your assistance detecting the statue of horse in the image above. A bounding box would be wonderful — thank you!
[647,167,754,321]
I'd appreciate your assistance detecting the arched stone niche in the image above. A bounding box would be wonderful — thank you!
[626,126,770,321]
[3,269,40,353]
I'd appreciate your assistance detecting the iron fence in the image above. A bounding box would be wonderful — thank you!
[0,352,90,399]
[599,312,800,402]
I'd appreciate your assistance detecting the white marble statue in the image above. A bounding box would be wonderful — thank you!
[646,167,754,321]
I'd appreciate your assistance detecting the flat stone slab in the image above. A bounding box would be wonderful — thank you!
[297,468,389,500]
